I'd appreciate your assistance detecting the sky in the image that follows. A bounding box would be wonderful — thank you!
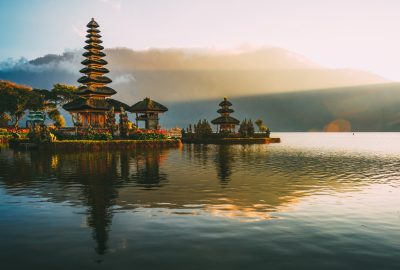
[1,0,400,80]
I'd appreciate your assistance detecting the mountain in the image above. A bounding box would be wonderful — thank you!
[0,47,388,104]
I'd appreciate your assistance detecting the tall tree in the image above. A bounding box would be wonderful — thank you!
[0,80,35,128]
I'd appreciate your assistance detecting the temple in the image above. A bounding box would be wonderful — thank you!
[130,98,168,130]
[211,97,240,133]
[63,18,129,127]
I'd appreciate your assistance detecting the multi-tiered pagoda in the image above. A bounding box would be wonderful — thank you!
[63,18,129,127]
[211,97,240,133]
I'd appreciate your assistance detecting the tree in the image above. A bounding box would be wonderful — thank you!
[247,119,255,136]
[201,119,212,137]
[238,119,248,137]
[48,109,66,128]
[0,80,35,128]
[0,81,78,128]
[238,119,255,137]
[119,107,129,138]
[255,118,268,133]
[106,107,117,136]
[0,113,11,127]
[39,84,78,128]
[49,84,79,106]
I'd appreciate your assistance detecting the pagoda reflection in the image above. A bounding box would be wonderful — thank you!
[0,149,167,255]
[215,145,233,185]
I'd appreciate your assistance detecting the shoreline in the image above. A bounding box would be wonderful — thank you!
[181,137,281,144]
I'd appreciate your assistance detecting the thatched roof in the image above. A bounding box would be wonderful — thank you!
[87,18,100,28]
[63,97,129,112]
[83,44,104,51]
[87,28,100,33]
[217,108,234,114]
[78,76,112,84]
[81,58,108,66]
[211,116,240,125]
[219,97,232,107]
[85,39,103,44]
[86,33,102,39]
[130,98,168,113]
[83,51,106,58]
[79,67,109,74]
[77,86,116,96]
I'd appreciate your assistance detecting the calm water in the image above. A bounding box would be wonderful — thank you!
[0,133,399,269]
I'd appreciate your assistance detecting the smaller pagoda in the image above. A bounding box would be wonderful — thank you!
[211,97,240,133]
[130,98,168,130]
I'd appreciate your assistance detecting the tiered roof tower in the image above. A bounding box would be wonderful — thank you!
[77,18,116,97]
[63,18,129,127]
[211,97,240,133]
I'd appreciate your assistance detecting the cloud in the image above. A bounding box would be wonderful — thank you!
[0,51,81,74]
[112,74,135,85]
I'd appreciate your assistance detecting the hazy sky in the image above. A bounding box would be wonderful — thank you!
[1,0,400,80]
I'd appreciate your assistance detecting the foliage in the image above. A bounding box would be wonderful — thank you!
[255,118,267,132]
[0,80,35,128]
[129,129,167,140]
[48,110,65,128]
[0,113,11,127]
[238,119,255,137]
[119,107,129,138]
[192,119,212,138]
[0,80,78,128]
[27,124,56,144]
[53,128,113,141]
[48,84,79,106]
[106,107,117,135]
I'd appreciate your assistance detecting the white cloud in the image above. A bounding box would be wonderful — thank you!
[112,74,136,85]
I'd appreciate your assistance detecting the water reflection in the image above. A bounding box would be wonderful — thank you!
[0,149,168,254]
[215,146,233,185]
[0,139,400,255]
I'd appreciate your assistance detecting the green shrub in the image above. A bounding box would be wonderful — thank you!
[129,132,166,140]
[53,129,113,141]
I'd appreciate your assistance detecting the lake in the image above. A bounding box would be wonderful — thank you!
[0,133,399,269]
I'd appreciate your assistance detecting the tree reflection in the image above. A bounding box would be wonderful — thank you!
[132,150,167,187]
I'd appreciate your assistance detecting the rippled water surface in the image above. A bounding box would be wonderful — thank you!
[0,133,399,269]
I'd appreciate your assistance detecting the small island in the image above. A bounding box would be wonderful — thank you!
[182,97,280,144]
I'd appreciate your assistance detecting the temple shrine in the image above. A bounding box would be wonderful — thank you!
[211,97,240,133]
[130,97,168,130]
[63,18,129,127]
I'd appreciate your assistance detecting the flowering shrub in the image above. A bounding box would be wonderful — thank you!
[5,128,29,134]
[0,128,28,140]
[129,129,167,140]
